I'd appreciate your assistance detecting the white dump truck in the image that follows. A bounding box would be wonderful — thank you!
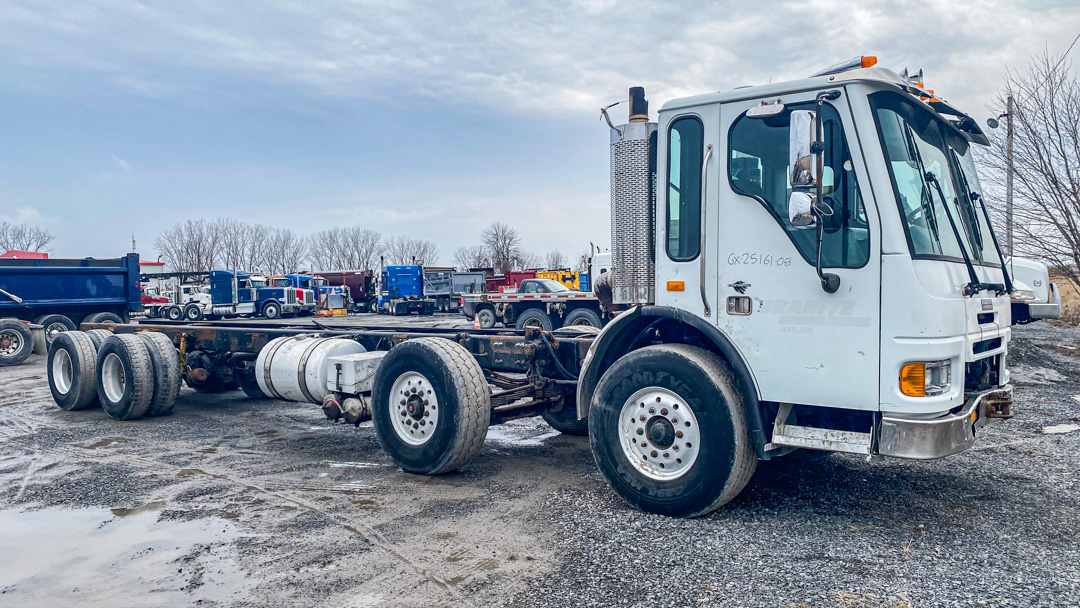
[56,57,1014,517]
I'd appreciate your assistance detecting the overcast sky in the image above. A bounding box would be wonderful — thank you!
[1,0,1077,265]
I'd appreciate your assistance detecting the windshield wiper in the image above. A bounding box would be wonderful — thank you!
[925,172,1006,296]
[951,152,1013,294]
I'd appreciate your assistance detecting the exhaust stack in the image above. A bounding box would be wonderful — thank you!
[609,87,658,305]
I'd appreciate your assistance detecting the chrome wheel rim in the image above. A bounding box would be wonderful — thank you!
[619,387,701,481]
[0,329,22,356]
[52,348,73,394]
[101,353,126,403]
[390,371,438,446]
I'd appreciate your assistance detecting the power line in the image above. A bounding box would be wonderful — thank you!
[1025,31,1080,99]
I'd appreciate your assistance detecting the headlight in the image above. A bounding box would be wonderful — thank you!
[900,360,952,397]
[1012,289,1037,302]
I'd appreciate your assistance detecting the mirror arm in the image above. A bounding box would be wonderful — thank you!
[814,90,842,294]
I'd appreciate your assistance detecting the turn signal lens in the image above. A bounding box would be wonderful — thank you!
[861,56,878,68]
[900,363,926,397]
[666,280,685,291]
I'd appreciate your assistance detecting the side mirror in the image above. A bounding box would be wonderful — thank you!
[789,110,818,188]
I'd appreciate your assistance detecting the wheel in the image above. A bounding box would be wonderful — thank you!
[372,337,491,475]
[541,394,589,436]
[84,329,114,350]
[165,306,184,321]
[367,299,378,314]
[263,302,281,319]
[47,331,99,410]
[564,308,603,328]
[137,332,181,416]
[184,304,204,322]
[238,373,268,399]
[83,312,123,325]
[514,308,553,331]
[145,307,159,319]
[476,308,496,330]
[95,334,155,420]
[589,344,757,517]
[0,320,34,367]
[33,314,75,347]
[553,325,601,337]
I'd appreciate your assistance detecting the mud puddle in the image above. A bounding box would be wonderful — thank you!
[0,506,252,607]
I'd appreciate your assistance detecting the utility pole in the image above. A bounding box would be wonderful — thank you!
[1005,93,1014,258]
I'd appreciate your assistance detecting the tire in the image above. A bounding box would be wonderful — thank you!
[145,307,159,319]
[33,314,76,347]
[184,304,204,321]
[137,332,181,416]
[372,337,490,475]
[165,306,184,321]
[238,373,268,399]
[95,334,155,420]
[83,312,123,325]
[47,331,99,410]
[263,302,281,319]
[541,393,589,436]
[514,308,553,331]
[589,344,757,517]
[553,325,601,337]
[0,320,34,367]
[85,329,114,350]
[477,308,497,330]
[367,299,378,314]
[564,308,603,328]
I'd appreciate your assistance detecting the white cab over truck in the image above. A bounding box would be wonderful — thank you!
[1006,257,1062,324]
[64,57,1017,518]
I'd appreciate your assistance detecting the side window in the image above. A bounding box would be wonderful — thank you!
[728,103,870,268]
[666,117,704,261]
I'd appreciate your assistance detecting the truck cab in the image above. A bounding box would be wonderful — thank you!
[210,271,302,319]
[1007,257,1062,324]
[576,60,1016,516]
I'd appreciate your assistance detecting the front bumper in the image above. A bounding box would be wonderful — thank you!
[877,385,1013,460]
[281,304,300,313]
[1029,284,1062,320]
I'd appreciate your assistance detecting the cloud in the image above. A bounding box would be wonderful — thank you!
[0,205,47,225]
[1,0,1077,120]
[111,155,131,172]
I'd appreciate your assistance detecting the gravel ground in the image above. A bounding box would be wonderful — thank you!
[1,320,1078,608]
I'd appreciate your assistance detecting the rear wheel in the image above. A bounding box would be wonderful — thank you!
[33,314,75,347]
[165,306,184,321]
[84,329,114,350]
[47,331,99,410]
[477,308,496,329]
[184,304,204,321]
[0,320,33,366]
[515,308,553,331]
[137,332,180,416]
[589,344,757,517]
[372,337,490,475]
[564,308,603,328]
[238,373,268,399]
[95,334,155,420]
[82,312,123,325]
[541,393,589,436]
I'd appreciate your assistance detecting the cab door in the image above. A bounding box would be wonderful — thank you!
[713,89,882,411]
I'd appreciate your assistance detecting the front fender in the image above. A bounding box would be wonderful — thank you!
[575,305,769,458]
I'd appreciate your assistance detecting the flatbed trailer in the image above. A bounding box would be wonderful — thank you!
[460,288,604,330]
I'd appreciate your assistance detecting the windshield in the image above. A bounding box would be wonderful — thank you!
[272,278,290,287]
[871,92,996,265]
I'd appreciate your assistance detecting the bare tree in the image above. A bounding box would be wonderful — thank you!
[516,251,542,270]
[385,236,438,265]
[155,219,221,272]
[454,245,490,270]
[575,251,590,272]
[481,221,522,274]
[981,52,1080,283]
[544,250,567,270]
[216,218,249,270]
[261,228,309,275]
[0,221,53,252]
[309,226,382,271]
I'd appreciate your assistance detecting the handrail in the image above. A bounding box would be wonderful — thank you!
[699,144,714,317]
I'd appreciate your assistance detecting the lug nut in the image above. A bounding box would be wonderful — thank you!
[650,450,658,458]
[636,428,643,435]
[660,408,668,416]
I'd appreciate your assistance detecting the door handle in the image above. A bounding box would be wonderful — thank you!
[700,144,713,317]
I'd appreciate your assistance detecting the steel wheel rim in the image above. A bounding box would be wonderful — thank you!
[52,348,73,394]
[570,318,594,326]
[390,371,438,446]
[45,322,67,343]
[522,316,545,330]
[0,329,22,356]
[618,386,701,481]
[101,353,126,403]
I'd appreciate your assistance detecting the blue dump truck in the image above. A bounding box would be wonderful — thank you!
[209,270,305,320]
[378,265,434,316]
[0,253,142,365]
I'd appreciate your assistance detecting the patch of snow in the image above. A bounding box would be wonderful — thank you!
[328,462,381,469]
[1042,424,1080,435]
[1009,365,1067,384]
[486,427,561,447]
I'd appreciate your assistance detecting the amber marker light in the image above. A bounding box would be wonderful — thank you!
[666,280,685,291]
[900,363,927,397]
[860,56,878,68]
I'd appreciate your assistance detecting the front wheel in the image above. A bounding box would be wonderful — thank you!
[589,344,757,517]
[263,302,281,319]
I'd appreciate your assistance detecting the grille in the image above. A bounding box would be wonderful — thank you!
[285,290,296,303]
[610,122,657,305]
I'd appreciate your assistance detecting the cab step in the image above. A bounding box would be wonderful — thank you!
[764,403,872,455]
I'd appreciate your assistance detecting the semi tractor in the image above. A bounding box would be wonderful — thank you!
[0,253,142,364]
[282,274,346,315]
[315,270,378,314]
[208,270,306,319]
[55,58,1016,518]
[379,265,434,315]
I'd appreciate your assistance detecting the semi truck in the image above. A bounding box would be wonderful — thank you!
[315,270,378,314]
[208,270,306,319]
[379,265,434,315]
[282,274,345,315]
[423,268,486,313]
[460,278,605,329]
[54,58,1016,518]
[0,253,142,364]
